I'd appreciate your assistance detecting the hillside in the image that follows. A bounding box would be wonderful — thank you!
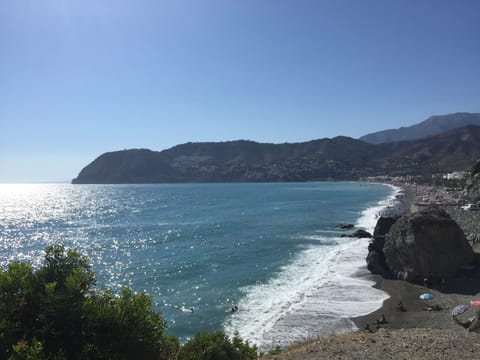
[72,137,379,183]
[72,125,480,184]
[376,125,480,176]
[360,112,480,144]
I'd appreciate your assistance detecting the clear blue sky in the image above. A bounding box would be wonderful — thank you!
[1,0,479,182]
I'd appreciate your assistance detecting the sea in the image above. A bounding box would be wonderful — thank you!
[0,182,398,350]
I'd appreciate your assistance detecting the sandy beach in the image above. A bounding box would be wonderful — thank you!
[266,183,480,359]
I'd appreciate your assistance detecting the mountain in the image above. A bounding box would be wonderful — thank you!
[72,125,480,184]
[360,112,480,144]
[376,125,480,176]
[72,137,379,183]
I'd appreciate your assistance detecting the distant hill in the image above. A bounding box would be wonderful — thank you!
[376,125,480,176]
[360,112,480,144]
[72,125,480,184]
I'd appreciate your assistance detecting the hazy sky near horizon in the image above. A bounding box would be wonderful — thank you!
[1,1,480,182]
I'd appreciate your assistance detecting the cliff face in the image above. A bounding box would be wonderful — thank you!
[72,125,480,184]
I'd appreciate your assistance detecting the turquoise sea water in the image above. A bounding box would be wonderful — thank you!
[0,182,395,349]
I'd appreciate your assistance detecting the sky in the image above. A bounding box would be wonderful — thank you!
[1,0,479,182]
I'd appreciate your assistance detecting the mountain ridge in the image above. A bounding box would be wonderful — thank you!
[360,112,480,144]
[72,123,480,184]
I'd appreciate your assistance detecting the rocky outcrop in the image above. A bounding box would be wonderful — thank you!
[384,208,474,283]
[335,224,354,230]
[352,229,372,238]
[340,229,372,239]
[367,209,475,284]
[367,236,391,278]
[366,217,398,277]
[373,217,397,238]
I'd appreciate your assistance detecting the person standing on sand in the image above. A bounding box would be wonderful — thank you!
[395,301,406,312]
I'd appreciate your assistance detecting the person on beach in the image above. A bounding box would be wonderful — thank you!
[468,317,480,332]
[376,314,388,324]
[440,277,447,291]
[423,277,432,288]
[395,301,406,312]
[454,316,474,329]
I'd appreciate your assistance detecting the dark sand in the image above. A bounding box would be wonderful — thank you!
[266,274,480,359]
[354,183,480,333]
[266,183,480,359]
[354,273,480,333]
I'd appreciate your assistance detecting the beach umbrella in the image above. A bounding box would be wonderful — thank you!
[451,304,469,317]
[470,300,480,307]
[419,293,433,300]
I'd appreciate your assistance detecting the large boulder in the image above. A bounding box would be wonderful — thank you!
[383,207,474,283]
[366,235,391,278]
[373,217,397,238]
[366,216,398,277]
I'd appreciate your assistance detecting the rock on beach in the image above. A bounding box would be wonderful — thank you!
[384,207,474,283]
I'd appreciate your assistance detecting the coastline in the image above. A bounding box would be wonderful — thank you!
[267,182,480,359]
[353,181,480,331]
[352,184,480,330]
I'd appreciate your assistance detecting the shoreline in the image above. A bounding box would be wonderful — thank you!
[353,182,480,333]
[267,182,480,359]
[353,181,480,331]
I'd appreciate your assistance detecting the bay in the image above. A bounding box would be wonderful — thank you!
[0,182,395,349]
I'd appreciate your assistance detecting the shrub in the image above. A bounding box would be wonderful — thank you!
[0,245,178,359]
[178,332,257,360]
[0,245,259,359]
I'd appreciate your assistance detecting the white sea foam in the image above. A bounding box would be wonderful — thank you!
[224,184,400,351]
[356,184,402,233]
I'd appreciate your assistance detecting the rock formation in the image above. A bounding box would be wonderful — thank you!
[464,159,480,203]
[352,229,372,238]
[367,208,475,284]
[340,229,372,239]
[372,217,397,238]
[366,217,397,278]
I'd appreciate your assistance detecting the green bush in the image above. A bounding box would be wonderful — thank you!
[0,245,178,359]
[0,245,262,359]
[178,332,257,360]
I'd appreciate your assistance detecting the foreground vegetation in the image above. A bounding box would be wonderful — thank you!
[0,245,257,359]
